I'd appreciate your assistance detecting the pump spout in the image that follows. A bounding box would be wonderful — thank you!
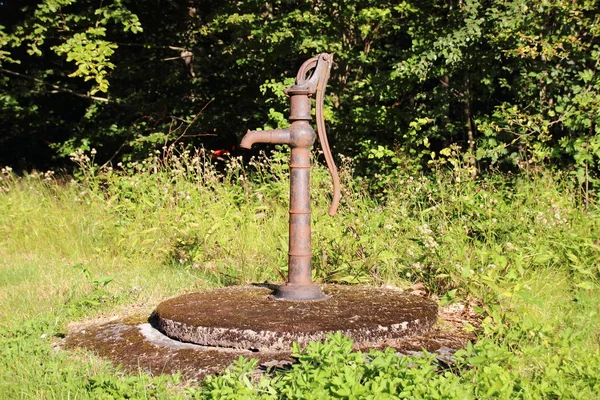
[240,129,291,149]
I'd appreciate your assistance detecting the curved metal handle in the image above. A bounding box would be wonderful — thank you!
[314,54,340,216]
[294,53,340,216]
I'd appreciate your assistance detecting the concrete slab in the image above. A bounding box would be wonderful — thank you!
[63,299,475,382]
[152,285,438,351]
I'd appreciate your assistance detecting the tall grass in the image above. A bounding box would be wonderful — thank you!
[0,149,599,398]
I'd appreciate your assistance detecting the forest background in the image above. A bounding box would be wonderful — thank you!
[1,0,600,192]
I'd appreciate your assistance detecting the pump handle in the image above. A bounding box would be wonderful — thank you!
[294,53,340,216]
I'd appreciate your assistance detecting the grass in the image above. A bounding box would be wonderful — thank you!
[0,149,599,398]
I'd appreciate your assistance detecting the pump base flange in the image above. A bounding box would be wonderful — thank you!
[271,283,328,301]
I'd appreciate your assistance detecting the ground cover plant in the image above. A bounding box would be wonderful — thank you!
[0,149,598,398]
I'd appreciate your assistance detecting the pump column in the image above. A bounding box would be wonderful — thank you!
[274,90,326,301]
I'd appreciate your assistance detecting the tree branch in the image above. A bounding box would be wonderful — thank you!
[0,68,110,103]
[113,42,188,52]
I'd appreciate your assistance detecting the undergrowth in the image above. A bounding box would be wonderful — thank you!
[0,148,598,398]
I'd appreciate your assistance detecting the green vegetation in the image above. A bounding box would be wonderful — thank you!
[1,0,600,398]
[0,151,599,398]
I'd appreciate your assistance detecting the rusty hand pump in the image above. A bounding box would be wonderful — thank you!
[240,53,340,301]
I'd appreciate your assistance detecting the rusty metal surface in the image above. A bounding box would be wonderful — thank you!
[241,53,339,301]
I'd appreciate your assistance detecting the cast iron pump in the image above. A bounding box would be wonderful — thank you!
[240,53,340,300]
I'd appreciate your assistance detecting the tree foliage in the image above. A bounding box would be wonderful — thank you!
[1,0,600,188]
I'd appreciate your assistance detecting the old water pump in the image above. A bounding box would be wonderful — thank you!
[240,53,340,301]
[67,54,443,373]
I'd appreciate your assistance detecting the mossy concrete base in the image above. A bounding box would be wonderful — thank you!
[61,300,477,382]
[65,321,290,382]
[63,299,476,382]
[152,285,438,351]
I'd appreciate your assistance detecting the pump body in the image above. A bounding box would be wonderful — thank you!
[240,53,340,301]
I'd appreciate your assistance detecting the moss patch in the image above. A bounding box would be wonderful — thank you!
[64,322,290,382]
[155,285,437,331]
